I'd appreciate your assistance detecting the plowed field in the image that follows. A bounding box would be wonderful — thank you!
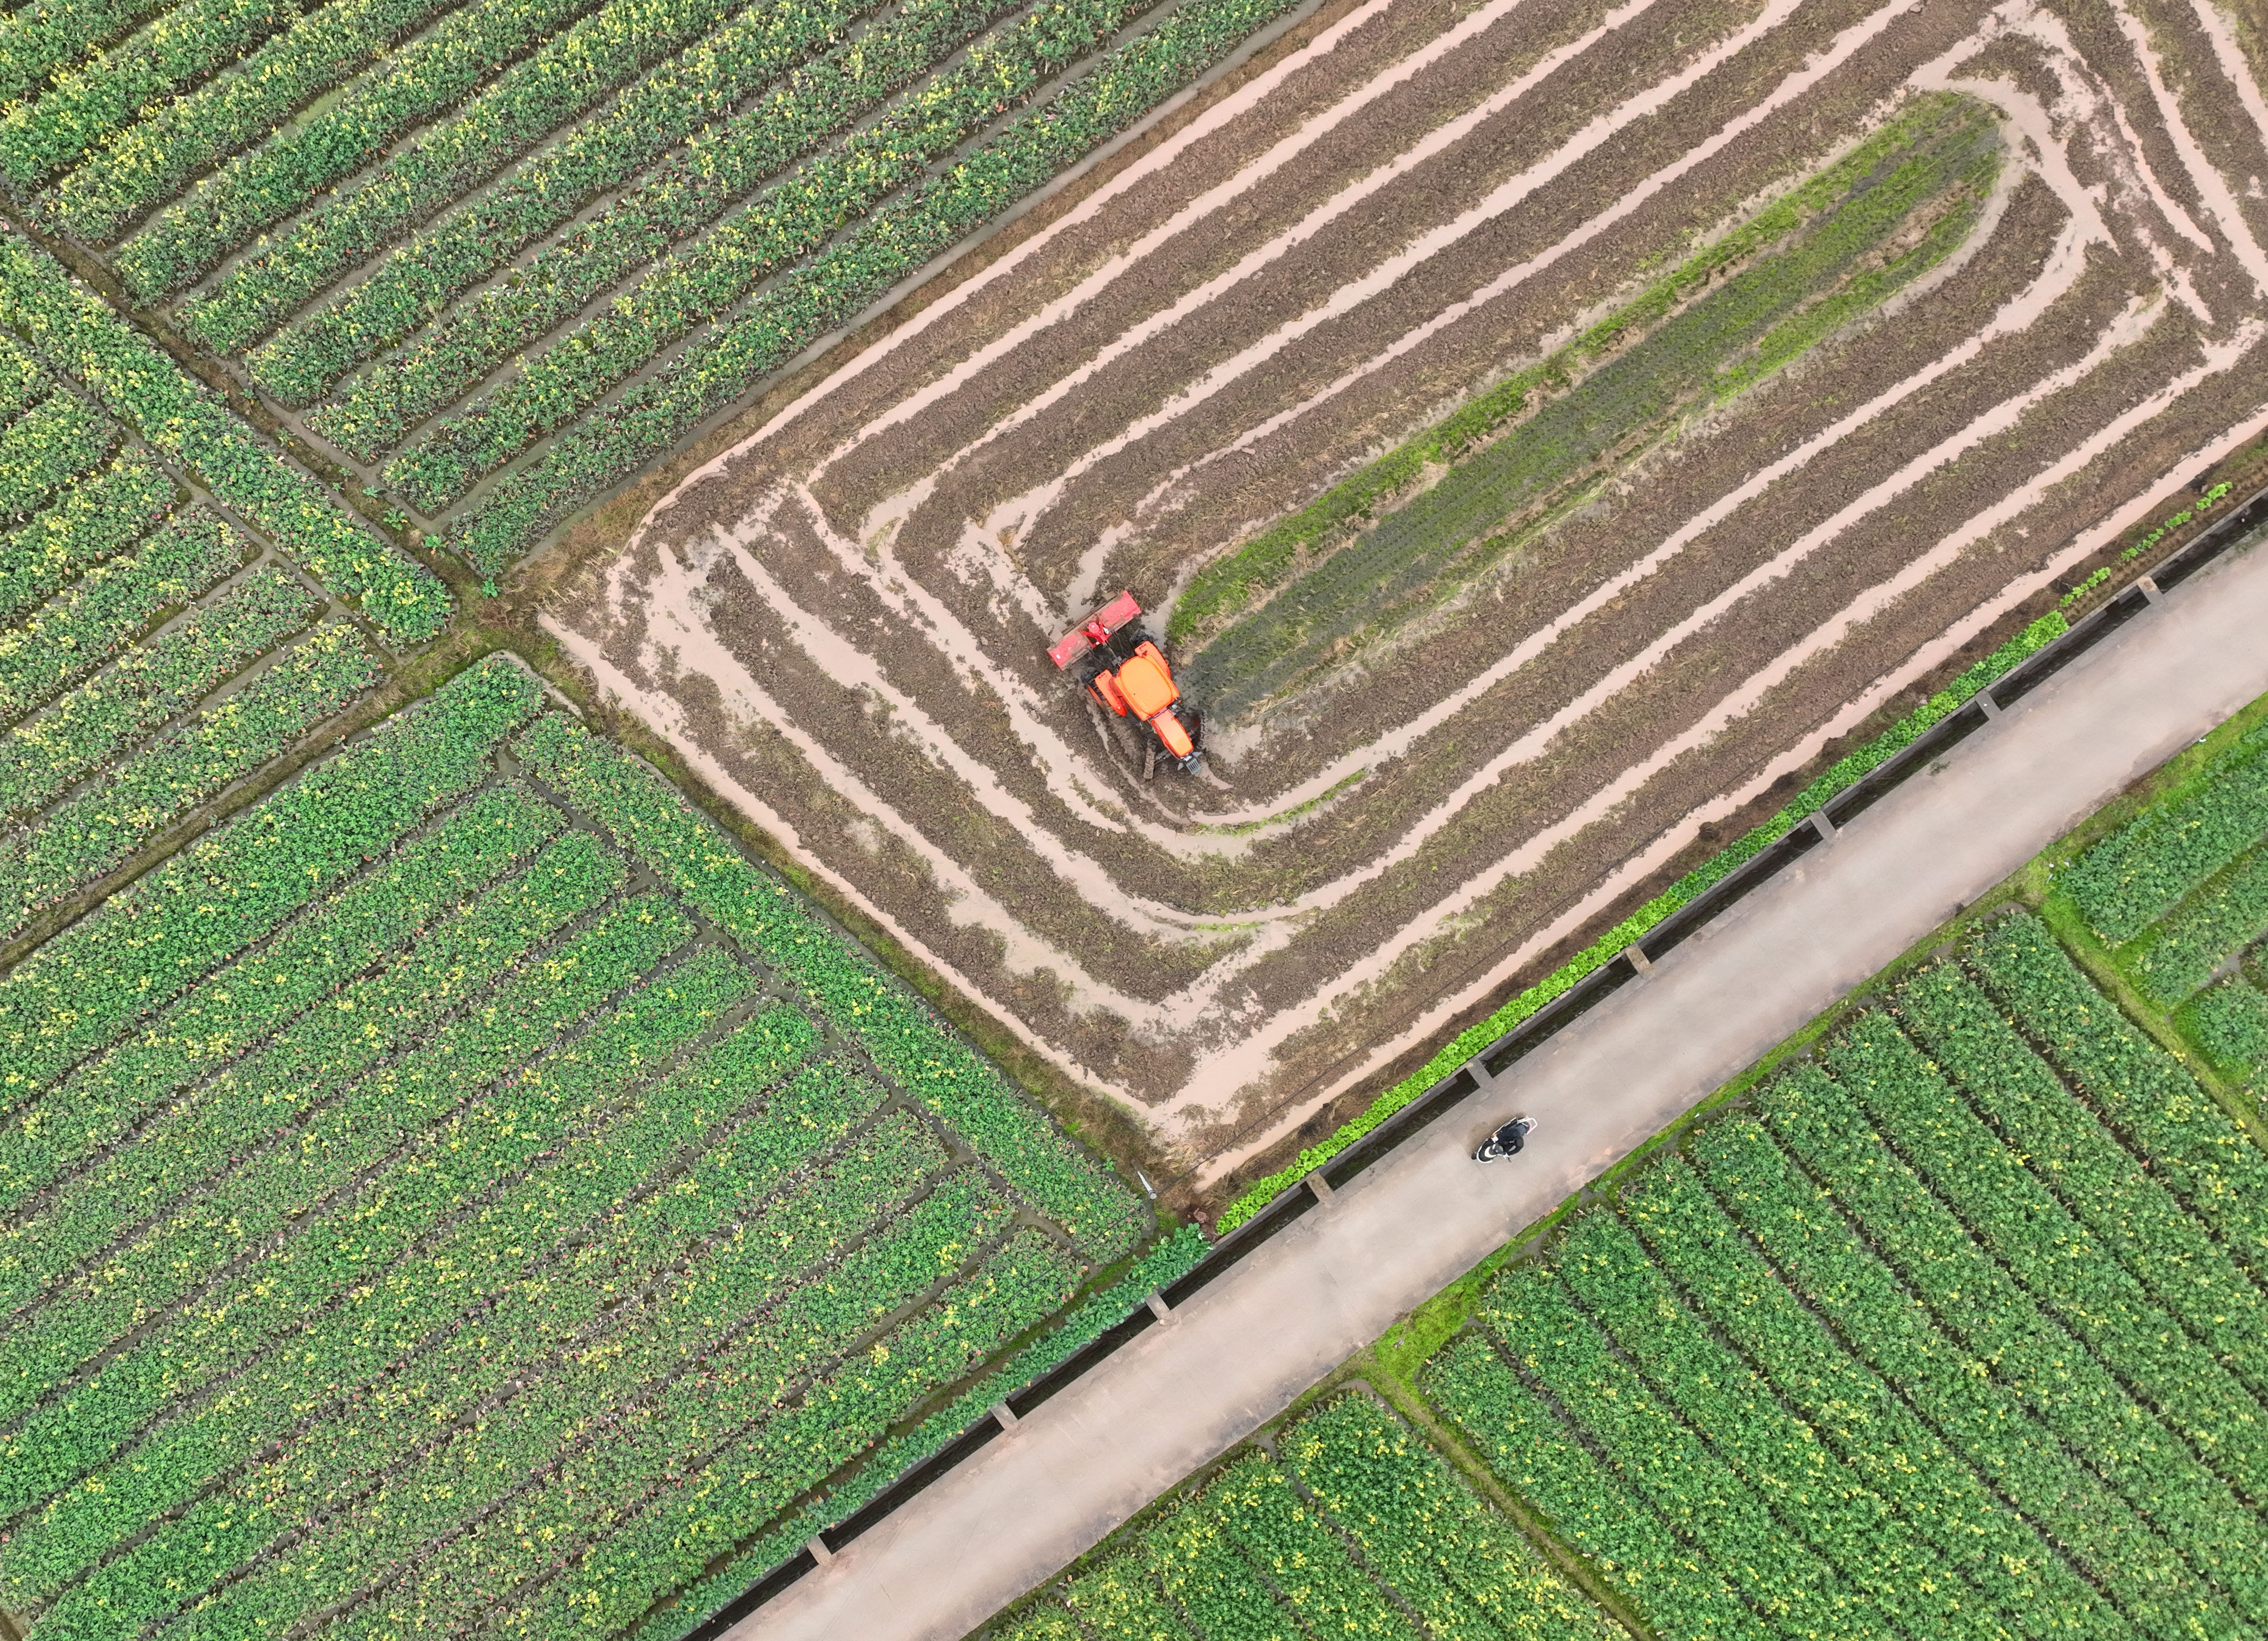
[550,0,2268,1188]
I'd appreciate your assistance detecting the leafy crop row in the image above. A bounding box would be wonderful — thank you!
[147,1173,1024,1641]
[0,387,116,524]
[0,451,175,626]
[1279,1393,1616,1641]
[513,710,1144,1260]
[0,561,317,821]
[1219,610,2073,1230]
[1968,911,2268,1276]
[655,1220,1211,1640]
[2128,846,2268,1004]
[0,783,563,1222]
[2182,974,2268,1091]
[1755,1066,2264,1634]
[309,0,1024,442]
[2061,717,2268,942]
[1492,1265,1889,1641]
[0,618,379,938]
[1432,1338,1765,1641]
[1822,1012,2268,1522]
[248,0,885,402]
[503,1226,1080,1639]
[0,233,451,642]
[1618,1159,2115,1641]
[1897,960,2268,1403]
[0,0,305,189]
[1687,1111,2240,1641]
[445,0,1306,571]
[114,0,599,299]
[176,0,754,353]
[0,506,246,723]
[48,0,469,245]
[369,0,1148,488]
[1551,1211,2008,1641]
[0,653,543,1112]
[0,832,629,1371]
[6,950,782,1616]
[0,0,174,106]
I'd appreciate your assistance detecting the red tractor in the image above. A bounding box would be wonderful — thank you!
[1049,591,1202,774]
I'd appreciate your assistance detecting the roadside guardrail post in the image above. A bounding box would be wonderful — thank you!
[1977,690,2003,720]
[806,1536,834,1568]
[991,1401,1020,1433]
[2139,574,2165,604]
[1622,944,1654,976]
[1807,809,1837,844]
[1146,1289,1175,1325]
[1303,1169,1335,1205]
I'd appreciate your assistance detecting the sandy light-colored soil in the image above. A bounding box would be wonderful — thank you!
[549,0,2268,1192]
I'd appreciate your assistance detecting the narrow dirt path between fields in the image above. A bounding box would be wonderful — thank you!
[732,524,2268,1641]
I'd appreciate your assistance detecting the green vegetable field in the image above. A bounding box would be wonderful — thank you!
[0,654,1145,1639]
[0,0,1309,576]
[988,697,2268,1641]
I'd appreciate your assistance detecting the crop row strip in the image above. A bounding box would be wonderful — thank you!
[2128,842,2268,1004]
[245,0,904,401]
[130,1172,1038,1641]
[1966,911,2268,1292]
[172,0,773,350]
[0,565,325,827]
[4,951,794,1615]
[444,0,1310,572]
[0,382,118,523]
[0,0,176,106]
[489,1226,1081,1639]
[1425,1331,1764,1641]
[0,785,563,1232]
[0,828,622,1343]
[1698,1101,2250,1641]
[382,0,1191,506]
[512,711,1143,1261]
[24,944,787,1637]
[303,0,1107,454]
[2060,717,2268,942]
[0,233,451,644]
[1489,1263,1895,1641]
[1619,1158,2121,1641]
[1894,961,2268,1412]
[1550,1210,2019,1641]
[0,838,639,1434]
[0,618,381,940]
[0,506,248,726]
[0,654,545,1114]
[110,0,602,297]
[309,1114,996,1639]
[0,451,176,627]
[49,0,486,245]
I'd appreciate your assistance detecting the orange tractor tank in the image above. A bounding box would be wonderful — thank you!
[1049,591,1203,773]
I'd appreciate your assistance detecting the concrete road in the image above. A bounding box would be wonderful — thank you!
[737,536,2268,1641]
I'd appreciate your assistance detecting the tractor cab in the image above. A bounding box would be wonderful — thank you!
[1050,592,1202,773]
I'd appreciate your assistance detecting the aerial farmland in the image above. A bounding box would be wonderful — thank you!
[0,0,2263,1633]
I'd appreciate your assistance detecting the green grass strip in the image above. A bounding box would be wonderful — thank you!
[0,232,451,642]
[0,619,378,937]
[0,507,247,723]
[1218,610,2068,1229]
[0,652,541,1108]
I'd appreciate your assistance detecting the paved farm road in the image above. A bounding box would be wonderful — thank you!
[735,534,2268,1641]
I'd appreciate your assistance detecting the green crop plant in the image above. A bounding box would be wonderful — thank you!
[2061,716,2268,941]
[1178,95,2001,717]
[2182,974,2268,1091]
[0,452,176,626]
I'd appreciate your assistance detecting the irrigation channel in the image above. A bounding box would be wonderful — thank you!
[719,515,2268,1640]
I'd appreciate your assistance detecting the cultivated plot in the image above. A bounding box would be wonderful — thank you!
[0,655,1141,1641]
[547,0,2268,1179]
[975,696,2268,1641]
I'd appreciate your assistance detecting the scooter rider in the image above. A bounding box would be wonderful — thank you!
[1472,1116,1537,1162]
